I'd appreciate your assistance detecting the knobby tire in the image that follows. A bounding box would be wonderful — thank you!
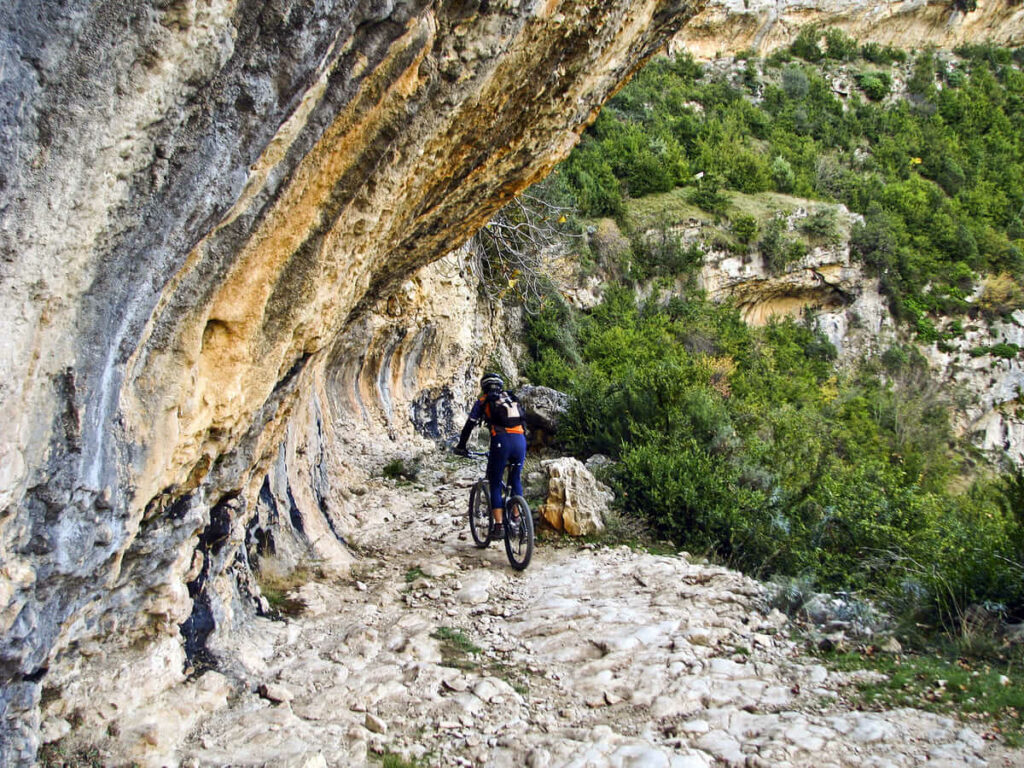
[503,495,534,571]
[469,480,492,548]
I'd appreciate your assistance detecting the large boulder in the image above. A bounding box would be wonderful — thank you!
[517,385,569,443]
[537,457,613,537]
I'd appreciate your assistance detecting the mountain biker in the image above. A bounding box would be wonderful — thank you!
[453,373,526,539]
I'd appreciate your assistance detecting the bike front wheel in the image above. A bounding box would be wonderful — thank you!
[469,480,493,548]
[503,495,534,571]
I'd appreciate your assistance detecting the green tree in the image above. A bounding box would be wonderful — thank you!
[790,27,824,62]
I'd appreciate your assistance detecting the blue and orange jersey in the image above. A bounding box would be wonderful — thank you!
[469,392,526,437]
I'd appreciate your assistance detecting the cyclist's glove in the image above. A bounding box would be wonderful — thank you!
[455,417,477,455]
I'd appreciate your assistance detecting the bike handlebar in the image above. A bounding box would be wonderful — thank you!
[446,441,488,459]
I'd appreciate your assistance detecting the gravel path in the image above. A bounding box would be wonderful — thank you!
[179,451,1018,767]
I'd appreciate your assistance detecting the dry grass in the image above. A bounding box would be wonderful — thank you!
[255,557,323,617]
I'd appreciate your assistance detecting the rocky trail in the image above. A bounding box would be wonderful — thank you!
[176,448,1016,768]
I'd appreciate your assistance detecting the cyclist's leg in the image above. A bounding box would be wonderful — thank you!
[506,434,527,518]
[486,438,509,524]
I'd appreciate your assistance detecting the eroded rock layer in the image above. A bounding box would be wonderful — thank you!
[0,0,702,760]
[674,0,1024,58]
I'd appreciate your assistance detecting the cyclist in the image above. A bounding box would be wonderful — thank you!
[453,373,527,539]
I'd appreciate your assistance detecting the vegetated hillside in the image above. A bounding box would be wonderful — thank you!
[565,33,1024,329]
[519,33,1024,637]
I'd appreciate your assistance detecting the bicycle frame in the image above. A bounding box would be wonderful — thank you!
[462,447,533,569]
[466,450,520,508]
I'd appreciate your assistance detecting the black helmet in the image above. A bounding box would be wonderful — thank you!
[480,372,503,393]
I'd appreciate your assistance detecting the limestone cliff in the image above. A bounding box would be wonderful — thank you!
[0,0,703,761]
[674,0,1024,58]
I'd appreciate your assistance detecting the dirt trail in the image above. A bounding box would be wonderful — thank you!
[180,448,1016,767]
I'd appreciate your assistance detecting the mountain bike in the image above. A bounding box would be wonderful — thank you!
[464,450,534,571]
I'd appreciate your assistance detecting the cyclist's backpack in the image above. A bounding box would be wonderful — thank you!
[485,391,524,430]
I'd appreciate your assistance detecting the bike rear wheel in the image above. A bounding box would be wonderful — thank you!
[503,495,534,571]
[469,480,492,548]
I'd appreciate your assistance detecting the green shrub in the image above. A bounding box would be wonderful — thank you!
[770,156,796,193]
[978,273,1024,318]
[782,65,810,99]
[824,28,858,61]
[955,42,1015,66]
[743,58,761,92]
[380,753,421,768]
[800,206,841,244]
[382,457,420,481]
[732,214,759,244]
[39,743,104,768]
[726,152,771,193]
[855,71,891,101]
[759,215,808,272]
[562,141,623,217]
[944,65,968,88]
[790,27,824,62]
[908,50,937,98]
[989,343,1020,359]
[861,42,907,65]
[690,175,730,215]
[629,224,704,280]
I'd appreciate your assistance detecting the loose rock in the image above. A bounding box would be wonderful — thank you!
[364,713,387,734]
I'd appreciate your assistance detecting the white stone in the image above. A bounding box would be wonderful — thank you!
[364,712,387,734]
[849,715,893,744]
[805,664,829,684]
[39,717,71,744]
[680,719,710,735]
[420,561,457,578]
[259,683,296,703]
[696,730,745,765]
[455,571,493,605]
[442,676,468,692]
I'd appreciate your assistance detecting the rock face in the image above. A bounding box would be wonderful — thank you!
[516,384,570,443]
[700,204,861,320]
[538,457,613,537]
[694,201,896,359]
[696,205,1024,462]
[0,1,707,761]
[925,309,1024,459]
[674,0,1024,59]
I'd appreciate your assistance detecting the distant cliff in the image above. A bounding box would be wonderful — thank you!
[673,0,1024,58]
